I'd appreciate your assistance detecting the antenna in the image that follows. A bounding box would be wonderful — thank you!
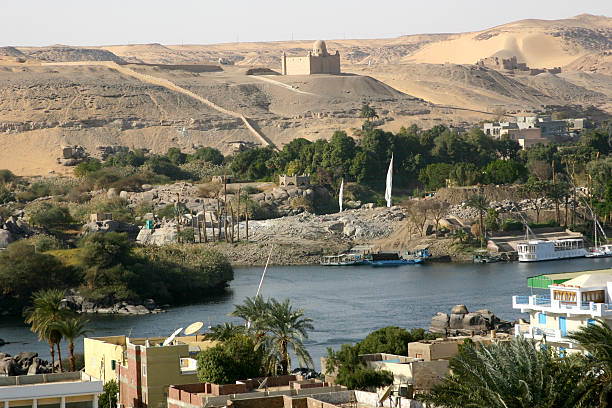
[163,327,184,346]
[185,322,204,340]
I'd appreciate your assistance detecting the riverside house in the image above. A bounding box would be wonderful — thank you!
[512,268,612,353]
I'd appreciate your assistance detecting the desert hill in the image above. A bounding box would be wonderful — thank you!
[0,14,610,176]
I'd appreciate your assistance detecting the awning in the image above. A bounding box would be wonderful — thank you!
[527,268,612,289]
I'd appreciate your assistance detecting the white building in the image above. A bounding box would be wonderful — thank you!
[0,372,102,408]
[513,269,612,353]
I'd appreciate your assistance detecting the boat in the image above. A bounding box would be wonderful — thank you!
[517,238,587,262]
[473,250,501,263]
[367,251,424,267]
[320,253,365,266]
[585,244,612,258]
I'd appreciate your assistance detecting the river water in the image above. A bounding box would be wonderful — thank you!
[2,257,612,369]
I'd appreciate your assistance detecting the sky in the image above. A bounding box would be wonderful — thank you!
[1,0,610,47]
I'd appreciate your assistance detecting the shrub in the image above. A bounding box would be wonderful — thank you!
[98,380,118,408]
[501,219,523,232]
[189,147,224,165]
[74,159,102,177]
[0,185,13,204]
[28,202,73,228]
[0,169,16,184]
[483,160,527,185]
[484,208,499,232]
[26,234,65,252]
[197,335,264,384]
[0,241,77,312]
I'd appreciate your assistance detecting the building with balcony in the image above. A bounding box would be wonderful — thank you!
[84,335,217,408]
[512,268,612,353]
[0,372,102,408]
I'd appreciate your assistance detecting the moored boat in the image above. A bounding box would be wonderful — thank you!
[517,238,587,262]
[585,244,612,258]
[320,253,365,266]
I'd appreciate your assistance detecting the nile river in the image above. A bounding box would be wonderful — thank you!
[2,257,612,369]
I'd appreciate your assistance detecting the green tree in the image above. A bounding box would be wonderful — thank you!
[419,163,454,190]
[568,318,612,407]
[23,289,71,372]
[450,162,481,186]
[230,296,271,333]
[98,380,118,408]
[325,343,393,391]
[207,323,246,341]
[29,202,73,229]
[197,335,263,384]
[483,160,527,184]
[52,316,91,372]
[0,241,76,312]
[166,147,187,165]
[360,103,378,122]
[74,159,102,177]
[0,185,14,204]
[484,208,499,232]
[189,147,224,165]
[258,298,314,375]
[358,326,412,356]
[466,194,488,238]
[545,181,571,225]
[420,336,585,408]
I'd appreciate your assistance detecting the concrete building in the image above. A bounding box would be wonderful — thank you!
[360,353,449,394]
[167,376,346,408]
[0,372,102,408]
[407,334,510,362]
[278,174,310,187]
[281,40,340,75]
[483,115,569,148]
[84,335,217,408]
[513,269,612,353]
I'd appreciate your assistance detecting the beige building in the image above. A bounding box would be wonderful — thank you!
[513,270,612,354]
[281,40,340,75]
[0,372,102,408]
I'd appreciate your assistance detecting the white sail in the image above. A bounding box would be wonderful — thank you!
[385,154,393,207]
[339,179,344,212]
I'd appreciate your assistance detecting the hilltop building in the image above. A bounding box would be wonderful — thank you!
[512,268,612,354]
[476,56,561,75]
[0,372,102,408]
[281,40,340,75]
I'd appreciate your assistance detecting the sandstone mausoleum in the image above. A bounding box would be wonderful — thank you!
[281,40,340,75]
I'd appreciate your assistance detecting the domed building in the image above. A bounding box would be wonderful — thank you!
[281,40,340,75]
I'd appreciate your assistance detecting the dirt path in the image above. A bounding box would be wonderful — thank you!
[43,61,277,149]
[252,75,318,96]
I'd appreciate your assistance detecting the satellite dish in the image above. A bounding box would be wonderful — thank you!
[162,327,183,346]
[185,321,204,336]
[379,385,393,405]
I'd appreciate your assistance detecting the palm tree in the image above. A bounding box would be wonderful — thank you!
[420,336,585,408]
[466,194,488,238]
[53,316,91,371]
[230,296,270,333]
[207,323,246,341]
[568,318,612,407]
[24,289,70,372]
[258,298,314,375]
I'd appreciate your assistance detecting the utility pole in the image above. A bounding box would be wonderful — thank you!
[237,187,241,241]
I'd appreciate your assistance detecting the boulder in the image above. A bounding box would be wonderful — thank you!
[141,184,153,191]
[0,357,15,376]
[107,188,118,198]
[326,222,344,232]
[462,313,488,331]
[0,229,12,249]
[430,312,450,334]
[451,304,468,314]
[449,314,465,329]
[119,190,129,199]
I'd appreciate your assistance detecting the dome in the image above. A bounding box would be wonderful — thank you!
[312,40,328,56]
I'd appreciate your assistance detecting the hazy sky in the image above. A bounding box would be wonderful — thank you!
[2,0,610,47]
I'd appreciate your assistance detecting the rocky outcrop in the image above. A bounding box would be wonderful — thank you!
[81,219,140,240]
[62,290,165,315]
[430,304,506,334]
[0,352,53,376]
[0,213,33,249]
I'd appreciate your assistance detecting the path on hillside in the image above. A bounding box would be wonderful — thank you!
[252,75,318,96]
[43,61,276,149]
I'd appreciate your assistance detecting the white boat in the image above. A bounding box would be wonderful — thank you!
[585,244,612,258]
[517,238,587,262]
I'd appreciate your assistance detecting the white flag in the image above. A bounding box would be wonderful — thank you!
[385,154,393,207]
[339,179,344,212]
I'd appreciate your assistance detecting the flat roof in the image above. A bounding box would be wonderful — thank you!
[527,268,612,289]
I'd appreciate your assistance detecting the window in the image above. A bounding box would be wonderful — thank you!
[538,313,547,325]
[587,319,596,326]
[142,364,147,377]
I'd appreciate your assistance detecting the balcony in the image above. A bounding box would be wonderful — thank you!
[512,295,612,317]
[514,324,577,348]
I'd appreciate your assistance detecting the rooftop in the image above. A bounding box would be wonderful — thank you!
[527,268,612,289]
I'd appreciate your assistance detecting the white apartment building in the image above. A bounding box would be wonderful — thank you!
[512,269,612,354]
[0,372,102,408]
